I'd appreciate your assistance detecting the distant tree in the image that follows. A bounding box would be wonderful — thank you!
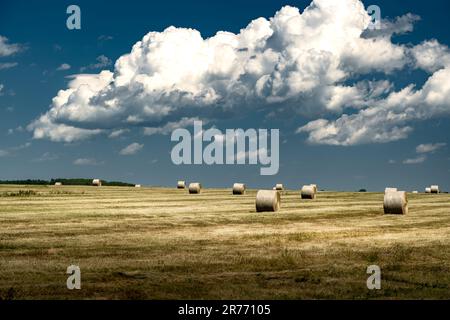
[0,178,134,187]
[359,189,367,192]
[0,179,48,185]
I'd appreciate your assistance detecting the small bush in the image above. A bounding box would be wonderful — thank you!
[1,190,38,197]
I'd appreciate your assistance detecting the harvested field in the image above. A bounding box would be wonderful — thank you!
[0,185,449,300]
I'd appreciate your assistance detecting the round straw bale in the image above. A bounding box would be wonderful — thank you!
[232,183,246,195]
[384,187,398,193]
[188,183,201,194]
[256,190,280,212]
[92,179,102,187]
[135,184,141,188]
[177,181,186,189]
[384,191,408,215]
[430,185,439,194]
[412,191,418,194]
[54,182,62,186]
[301,185,316,199]
[425,187,431,193]
[275,184,284,191]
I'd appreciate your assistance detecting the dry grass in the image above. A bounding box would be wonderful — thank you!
[0,185,449,300]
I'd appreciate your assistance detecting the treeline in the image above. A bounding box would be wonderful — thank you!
[0,179,134,187]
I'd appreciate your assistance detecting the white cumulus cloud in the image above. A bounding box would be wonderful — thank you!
[80,55,112,72]
[298,65,450,145]
[0,62,18,70]
[416,142,446,154]
[73,158,103,166]
[0,35,23,57]
[119,142,144,155]
[109,129,129,138]
[403,155,427,164]
[27,0,450,146]
[57,63,71,71]
[0,150,10,157]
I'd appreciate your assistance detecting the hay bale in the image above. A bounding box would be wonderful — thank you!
[301,185,316,199]
[92,179,102,187]
[256,190,280,212]
[188,183,201,194]
[275,184,284,191]
[177,181,186,189]
[425,187,431,193]
[135,184,141,188]
[232,183,246,195]
[412,191,418,194]
[384,191,408,215]
[54,182,62,186]
[384,187,398,193]
[430,185,440,194]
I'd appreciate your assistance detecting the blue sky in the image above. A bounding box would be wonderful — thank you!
[0,0,449,191]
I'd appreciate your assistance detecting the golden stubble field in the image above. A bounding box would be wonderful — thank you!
[0,185,449,300]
